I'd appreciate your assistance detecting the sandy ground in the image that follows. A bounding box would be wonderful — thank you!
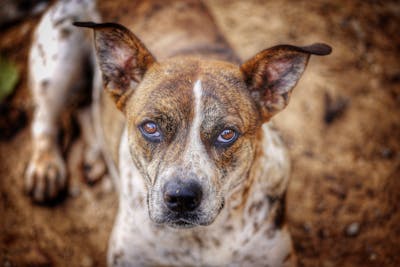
[1,0,399,266]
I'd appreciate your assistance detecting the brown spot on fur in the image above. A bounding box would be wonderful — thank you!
[60,28,71,39]
[224,225,233,232]
[233,168,257,212]
[192,234,205,248]
[212,237,221,247]
[40,80,49,93]
[253,221,260,233]
[283,252,292,263]
[112,250,124,266]
[53,17,67,27]
[268,193,286,229]
[38,43,46,65]
[265,226,277,239]
[243,255,258,265]
[248,201,263,216]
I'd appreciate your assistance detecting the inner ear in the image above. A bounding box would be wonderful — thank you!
[241,43,331,120]
[74,21,156,110]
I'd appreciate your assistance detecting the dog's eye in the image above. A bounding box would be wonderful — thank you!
[139,121,162,142]
[215,128,238,147]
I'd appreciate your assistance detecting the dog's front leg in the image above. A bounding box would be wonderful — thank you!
[25,0,99,202]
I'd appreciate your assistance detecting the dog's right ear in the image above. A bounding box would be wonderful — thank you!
[74,22,156,110]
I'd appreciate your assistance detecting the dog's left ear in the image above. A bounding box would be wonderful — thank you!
[74,22,156,110]
[241,43,331,120]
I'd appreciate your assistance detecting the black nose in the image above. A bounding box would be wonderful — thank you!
[163,179,203,212]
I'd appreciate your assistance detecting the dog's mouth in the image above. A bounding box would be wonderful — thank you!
[164,213,205,229]
[151,212,213,229]
[167,218,198,229]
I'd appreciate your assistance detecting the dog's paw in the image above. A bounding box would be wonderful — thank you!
[82,145,106,184]
[25,147,67,203]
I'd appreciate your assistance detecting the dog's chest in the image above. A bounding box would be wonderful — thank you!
[113,205,290,267]
[113,202,285,267]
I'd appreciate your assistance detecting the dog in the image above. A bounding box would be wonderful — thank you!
[25,0,331,266]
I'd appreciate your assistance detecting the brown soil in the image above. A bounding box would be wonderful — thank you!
[1,1,399,266]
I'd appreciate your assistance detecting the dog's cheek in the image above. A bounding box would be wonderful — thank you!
[127,130,156,178]
[213,138,253,181]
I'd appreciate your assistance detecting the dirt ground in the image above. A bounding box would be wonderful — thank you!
[1,0,399,266]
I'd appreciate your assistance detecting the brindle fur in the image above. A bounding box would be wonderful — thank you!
[27,0,330,266]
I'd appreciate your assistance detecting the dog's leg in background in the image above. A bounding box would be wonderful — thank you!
[76,106,106,183]
[25,0,99,202]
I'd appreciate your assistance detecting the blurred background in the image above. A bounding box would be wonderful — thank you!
[0,0,399,266]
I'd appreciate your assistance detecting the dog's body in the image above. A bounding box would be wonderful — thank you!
[26,0,331,266]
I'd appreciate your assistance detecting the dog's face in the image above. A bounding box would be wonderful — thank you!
[125,58,259,227]
[77,22,331,228]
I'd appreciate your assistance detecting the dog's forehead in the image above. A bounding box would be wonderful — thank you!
[127,57,256,125]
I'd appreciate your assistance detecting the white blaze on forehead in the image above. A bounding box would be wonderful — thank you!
[192,79,203,140]
[184,80,213,177]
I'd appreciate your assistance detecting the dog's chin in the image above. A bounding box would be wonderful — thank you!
[149,213,216,229]
[148,199,225,229]
[167,220,198,229]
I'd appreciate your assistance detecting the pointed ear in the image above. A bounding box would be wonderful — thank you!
[74,22,156,110]
[241,43,331,120]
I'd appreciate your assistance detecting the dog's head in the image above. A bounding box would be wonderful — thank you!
[75,22,331,228]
